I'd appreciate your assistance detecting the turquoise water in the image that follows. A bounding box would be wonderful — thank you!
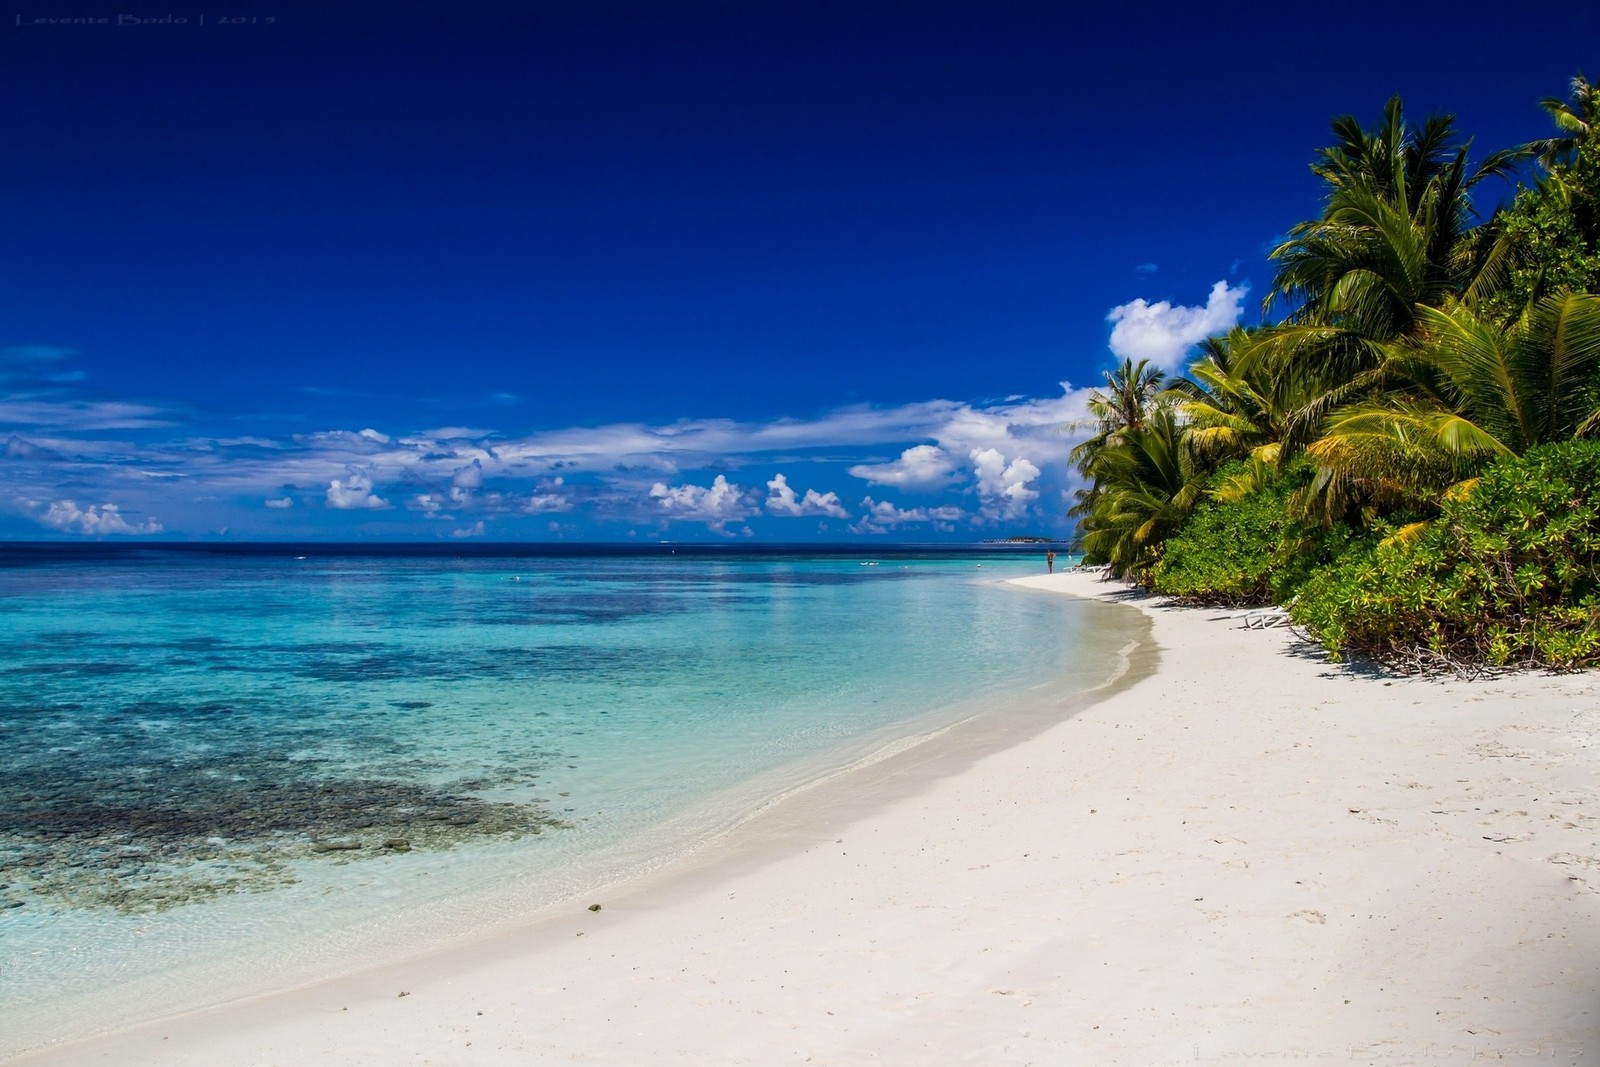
[0,545,1129,1052]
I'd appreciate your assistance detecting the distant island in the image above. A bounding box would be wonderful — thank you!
[984,536,1066,544]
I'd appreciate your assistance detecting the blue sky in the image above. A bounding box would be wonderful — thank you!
[3,0,1595,541]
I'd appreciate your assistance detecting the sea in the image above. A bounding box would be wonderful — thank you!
[0,542,1140,1055]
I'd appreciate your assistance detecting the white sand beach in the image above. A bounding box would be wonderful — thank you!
[15,572,1600,1066]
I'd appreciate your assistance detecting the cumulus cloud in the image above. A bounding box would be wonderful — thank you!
[37,499,162,535]
[452,521,486,538]
[411,492,449,516]
[326,468,390,510]
[264,497,294,509]
[970,448,1041,522]
[526,494,572,513]
[649,474,754,532]
[523,476,572,514]
[846,444,956,490]
[447,458,485,505]
[765,474,849,518]
[451,458,484,491]
[849,496,931,534]
[1107,280,1247,374]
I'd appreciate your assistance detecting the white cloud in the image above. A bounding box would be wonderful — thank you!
[525,476,572,514]
[448,459,485,505]
[849,496,930,534]
[490,401,980,475]
[37,499,162,535]
[765,473,849,518]
[411,492,450,516]
[452,521,486,538]
[326,468,390,510]
[0,398,174,431]
[1106,280,1247,375]
[0,367,1102,535]
[264,496,294,509]
[526,493,571,513]
[847,444,957,490]
[451,459,484,491]
[970,447,1041,522]
[299,429,395,456]
[268,388,1094,509]
[648,474,754,532]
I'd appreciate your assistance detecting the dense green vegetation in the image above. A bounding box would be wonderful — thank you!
[1293,442,1600,671]
[1149,460,1354,606]
[1071,75,1600,672]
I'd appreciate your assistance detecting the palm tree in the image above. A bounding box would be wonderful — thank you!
[1072,406,1209,579]
[1067,358,1168,477]
[1184,329,1344,463]
[1270,99,1523,331]
[1066,358,1175,541]
[1260,97,1523,519]
[1531,72,1598,171]
[1167,328,1332,504]
[1309,97,1484,202]
[1306,293,1600,507]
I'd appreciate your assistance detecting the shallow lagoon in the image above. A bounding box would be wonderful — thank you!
[0,545,1129,1053]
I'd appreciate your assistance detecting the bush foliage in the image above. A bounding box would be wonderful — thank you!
[1290,441,1600,671]
[1150,463,1352,606]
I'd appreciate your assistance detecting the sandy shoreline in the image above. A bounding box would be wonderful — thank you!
[15,573,1600,1065]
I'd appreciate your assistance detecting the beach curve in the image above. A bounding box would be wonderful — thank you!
[13,572,1600,1066]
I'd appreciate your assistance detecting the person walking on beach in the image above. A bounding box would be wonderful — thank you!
[1046,549,1055,574]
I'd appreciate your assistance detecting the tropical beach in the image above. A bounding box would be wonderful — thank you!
[12,570,1600,1066]
[5,5,1600,1065]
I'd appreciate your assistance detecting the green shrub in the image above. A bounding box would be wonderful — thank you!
[1291,441,1600,671]
[1151,462,1354,606]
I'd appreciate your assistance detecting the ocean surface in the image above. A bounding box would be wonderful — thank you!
[0,543,1135,1054]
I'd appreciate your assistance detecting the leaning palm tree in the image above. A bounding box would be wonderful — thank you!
[1306,293,1600,509]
